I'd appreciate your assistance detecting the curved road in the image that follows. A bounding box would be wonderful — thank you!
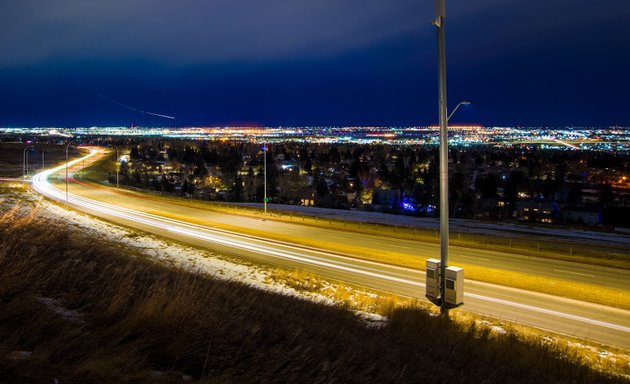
[31,148,630,349]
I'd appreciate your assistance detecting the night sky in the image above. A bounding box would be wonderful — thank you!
[1,0,629,128]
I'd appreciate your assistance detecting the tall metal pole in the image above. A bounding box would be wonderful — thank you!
[264,142,267,214]
[114,147,119,188]
[435,0,449,315]
[66,145,69,202]
[23,146,34,181]
[65,140,76,203]
[42,150,45,170]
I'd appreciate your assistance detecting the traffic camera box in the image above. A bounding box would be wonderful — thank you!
[425,258,441,300]
[444,266,464,306]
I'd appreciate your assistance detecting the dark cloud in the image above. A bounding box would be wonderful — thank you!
[2,0,628,67]
[449,0,630,62]
[0,0,426,66]
[0,0,629,126]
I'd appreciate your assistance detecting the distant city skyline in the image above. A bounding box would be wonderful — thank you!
[1,0,629,127]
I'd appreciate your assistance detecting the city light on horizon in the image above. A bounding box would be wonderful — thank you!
[1,126,628,152]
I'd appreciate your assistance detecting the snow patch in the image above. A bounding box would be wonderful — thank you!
[7,351,32,360]
[35,296,84,324]
[490,325,507,334]
[355,311,388,328]
[22,193,375,323]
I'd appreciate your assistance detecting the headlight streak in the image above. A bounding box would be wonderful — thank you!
[464,293,630,333]
[30,151,630,335]
[165,226,425,287]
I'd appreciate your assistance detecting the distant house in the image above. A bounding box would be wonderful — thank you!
[515,201,555,224]
[563,206,602,226]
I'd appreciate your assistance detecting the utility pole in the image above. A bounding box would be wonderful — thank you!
[263,142,267,214]
[113,146,119,188]
[425,1,466,314]
[23,146,35,181]
[435,0,450,316]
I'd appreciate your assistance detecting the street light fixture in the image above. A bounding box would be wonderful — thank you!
[447,101,471,122]
[65,140,76,203]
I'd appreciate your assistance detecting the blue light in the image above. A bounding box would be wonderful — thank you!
[402,197,417,212]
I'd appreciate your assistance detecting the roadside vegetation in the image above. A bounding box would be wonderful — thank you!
[0,193,628,383]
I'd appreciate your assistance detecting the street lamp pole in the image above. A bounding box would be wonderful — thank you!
[42,150,45,170]
[113,146,119,188]
[264,142,267,214]
[434,0,450,316]
[65,140,76,203]
[23,146,35,181]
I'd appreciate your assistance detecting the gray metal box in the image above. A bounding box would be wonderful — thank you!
[425,258,441,300]
[444,266,464,306]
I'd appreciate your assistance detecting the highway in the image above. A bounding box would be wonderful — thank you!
[31,148,630,349]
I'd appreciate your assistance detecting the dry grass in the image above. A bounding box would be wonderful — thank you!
[268,268,420,316]
[270,268,630,380]
[0,206,627,383]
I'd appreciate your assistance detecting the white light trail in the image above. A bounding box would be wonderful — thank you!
[166,226,425,287]
[465,293,630,333]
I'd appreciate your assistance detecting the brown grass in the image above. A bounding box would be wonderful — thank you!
[0,206,627,383]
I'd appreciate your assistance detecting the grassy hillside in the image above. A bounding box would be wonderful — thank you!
[0,204,625,383]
